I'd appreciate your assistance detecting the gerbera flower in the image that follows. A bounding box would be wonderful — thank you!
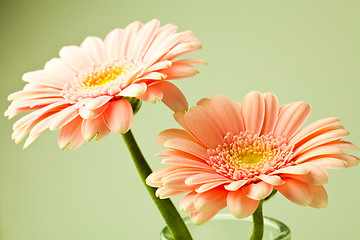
[146,92,359,225]
[5,19,204,150]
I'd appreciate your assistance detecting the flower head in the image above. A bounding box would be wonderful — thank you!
[146,92,359,225]
[5,19,204,150]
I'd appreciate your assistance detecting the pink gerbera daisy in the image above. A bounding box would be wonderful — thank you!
[5,19,204,150]
[146,91,359,225]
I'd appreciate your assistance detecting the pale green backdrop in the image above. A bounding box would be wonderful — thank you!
[0,0,359,239]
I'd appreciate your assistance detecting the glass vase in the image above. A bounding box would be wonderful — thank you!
[160,213,291,240]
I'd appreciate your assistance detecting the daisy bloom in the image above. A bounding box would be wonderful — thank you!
[5,19,204,150]
[146,91,359,225]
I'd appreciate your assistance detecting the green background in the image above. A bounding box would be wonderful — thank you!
[1,0,359,239]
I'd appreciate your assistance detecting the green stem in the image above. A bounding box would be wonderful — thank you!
[122,129,193,240]
[250,200,264,240]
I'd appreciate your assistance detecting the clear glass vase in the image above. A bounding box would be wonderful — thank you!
[160,213,291,240]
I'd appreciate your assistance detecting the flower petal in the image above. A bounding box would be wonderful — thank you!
[58,116,84,150]
[156,81,188,112]
[240,91,265,135]
[224,180,249,191]
[258,175,285,186]
[81,116,110,142]
[118,82,147,97]
[103,99,133,134]
[85,95,113,110]
[179,191,197,213]
[190,211,218,225]
[197,95,244,134]
[155,187,185,199]
[227,190,259,219]
[194,188,228,212]
[274,178,313,206]
[273,101,311,139]
[79,102,109,120]
[80,36,105,65]
[309,185,328,208]
[260,93,279,135]
[158,61,199,80]
[242,181,273,200]
[288,117,339,146]
[184,106,226,149]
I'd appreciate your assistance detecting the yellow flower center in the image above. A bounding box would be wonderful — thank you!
[80,64,129,89]
[61,59,139,101]
[207,132,295,181]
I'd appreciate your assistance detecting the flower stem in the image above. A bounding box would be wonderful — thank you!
[122,129,193,240]
[250,200,264,240]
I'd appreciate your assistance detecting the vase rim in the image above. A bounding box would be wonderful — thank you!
[161,213,291,240]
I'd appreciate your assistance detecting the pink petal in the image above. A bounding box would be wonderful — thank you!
[81,116,111,142]
[309,185,328,208]
[173,111,192,133]
[258,175,285,186]
[224,180,249,191]
[227,189,260,219]
[142,25,178,63]
[159,137,208,160]
[29,114,57,136]
[160,150,212,170]
[185,173,230,185]
[59,46,92,72]
[85,95,113,110]
[44,58,76,80]
[141,60,172,76]
[24,130,45,149]
[8,89,60,101]
[292,129,349,157]
[184,106,226,149]
[197,95,244,134]
[341,154,359,167]
[190,211,218,225]
[156,81,188,112]
[271,165,309,175]
[162,172,198,191]
[194,188,228,212]
[283,163,328,185]
[325,140,358,150]
[119,21,142,59]
[163,42,202,61]
[304,157,348,169]
[118,83,147,97]
[103,99,133,134]
[157,128,199,145]
[137,82,163,103]
[260,93,279,135]
[104,28,124,60]
[274,178,313,206]
[22,70,66,89]
[242,181,273,200]
[158,61,199,80]
[179,191,197,213]
[80,36,105,65]
[174,59,208,65]
[155,187,185,199]
[294,145,343,163]
[273,101,311,139]
[146,166,179,187]
[240,91,265,135]
[58,116,84,150]
[288,117,339,146]
[130,19,160,60]
[79,102,109,120]
[50,105,80,131]
[195,180,231,193]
